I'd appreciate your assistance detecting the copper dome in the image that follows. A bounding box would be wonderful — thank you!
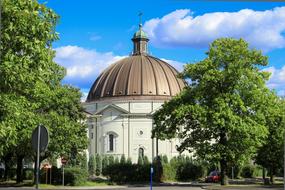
[86,55,185,102]
[86,24,186,102]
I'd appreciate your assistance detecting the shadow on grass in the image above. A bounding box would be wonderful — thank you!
[0,180,34,187]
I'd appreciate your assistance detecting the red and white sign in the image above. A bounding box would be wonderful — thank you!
[61,157,68,165]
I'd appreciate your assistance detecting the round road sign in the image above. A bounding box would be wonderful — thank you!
[31,125,49,152]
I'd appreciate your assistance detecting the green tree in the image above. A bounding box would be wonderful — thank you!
[108,155,114,165]
[114,157,119,164]
[101,155,109,175]
[152,38,273,185]
[88,155,96,175]
[0,0,87,182]
[255,97,285,184]
[138,155,144,165]
[95,154,102,176]
[143,156,149,165]
[126,157,132,164]
[120,154,126,164]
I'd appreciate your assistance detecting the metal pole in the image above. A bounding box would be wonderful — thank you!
[62,165,64,186]
[36,126,41,189]
[50,167,52,184]
[46,168,47,184]
[232,167,234,179]
[150,166,153,190]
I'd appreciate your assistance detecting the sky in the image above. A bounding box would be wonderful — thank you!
[44,0,285,99]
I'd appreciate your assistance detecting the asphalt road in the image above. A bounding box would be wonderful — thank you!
[0,185,283,190]
[0,186,204,190]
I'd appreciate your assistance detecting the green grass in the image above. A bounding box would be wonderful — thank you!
[81,181,110,186]
[0,179,112,187]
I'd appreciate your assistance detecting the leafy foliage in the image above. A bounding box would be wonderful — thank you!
[0,0,87,182]
[95,154,102,176]
[152,38,276,185]
[255,97,285,183]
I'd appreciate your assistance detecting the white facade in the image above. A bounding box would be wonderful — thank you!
[83,100,182,162]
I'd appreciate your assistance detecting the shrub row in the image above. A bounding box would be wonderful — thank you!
[102,155,206,183]
[40,166,87,186]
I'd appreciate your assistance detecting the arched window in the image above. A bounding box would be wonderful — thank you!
[138,147,144,158]
[109,134,114,151]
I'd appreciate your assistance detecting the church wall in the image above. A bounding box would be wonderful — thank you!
[129,117,153,162]
[129,102,152,113]
[84,100,189,163]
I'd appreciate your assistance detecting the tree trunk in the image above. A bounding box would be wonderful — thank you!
[270,174,275,184]
[4,159,10,181]
[3,154,12,181]
[220,128,228,185]
[16,156,24,183]
[269,167,275,184]
[220,158,228,185]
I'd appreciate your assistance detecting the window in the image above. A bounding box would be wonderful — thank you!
[109,134,114,151]
[105,132,117,153]
[138,147,144,158]
[91,132,93,139]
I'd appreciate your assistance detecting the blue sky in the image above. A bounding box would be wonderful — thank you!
[45,0,285,98]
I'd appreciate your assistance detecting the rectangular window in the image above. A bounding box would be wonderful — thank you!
[109,134,114,151]
[91,132,93,139]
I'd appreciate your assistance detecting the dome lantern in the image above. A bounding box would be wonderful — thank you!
[132,13,149,55]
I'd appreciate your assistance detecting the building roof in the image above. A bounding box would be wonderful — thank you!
[133,24,148,39]
[86,22,186,102]
[86,55,186,102]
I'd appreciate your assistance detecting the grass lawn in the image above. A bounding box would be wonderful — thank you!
[205,184,283,190]
[0,179,112,187]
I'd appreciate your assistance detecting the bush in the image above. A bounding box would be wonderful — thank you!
[108,155,114,165]
[120,155,126,164]
[102,155,109,175]
[126,157,132,164]
[95,154,102,176]
[176,162,205,181]
[64,167,88,186]
[253,165,263,177]
[88,155,96,175]
[226,165,241,179]
[241,165,255,178]
[8,168,16,180]
[137,155,143,165]
[23,168,34,180]
[104,162,154,183]
[162,163,176,181]
[162,155,168,164]
[0,168,4,180]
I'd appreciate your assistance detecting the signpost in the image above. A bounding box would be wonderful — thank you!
[43,164,51,184]
[61,157,68,186]
[31,125,49,190]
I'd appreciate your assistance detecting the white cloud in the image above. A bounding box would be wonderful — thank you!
[161,58,185,72]
[263,66,285,96]
[55,45,285,99]
[144,7,285,52]
[54,46,125,89]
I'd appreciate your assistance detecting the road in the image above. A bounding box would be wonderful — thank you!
[0,184,283,190]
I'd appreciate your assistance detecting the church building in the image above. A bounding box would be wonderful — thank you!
[83,22,186,162]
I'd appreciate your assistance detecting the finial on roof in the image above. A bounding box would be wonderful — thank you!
[138,12,143,28]
[132,12,149,55]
